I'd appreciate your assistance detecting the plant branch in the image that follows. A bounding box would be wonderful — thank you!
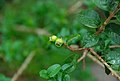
[77,49,88,62]
[89,48,120,80]
[82,59,86,70]
[14,25,50,36]
[96,4,120,35]
[87,53,119,72]
[109,45,120,49]
[64,43,85,52]
[11,51,36,81]
[67,1,83,15]
[87,53,104,68]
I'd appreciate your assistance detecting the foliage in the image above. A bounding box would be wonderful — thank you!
[93,0,119,11]
[40,0,120,80]
[77,9,101,28]
[0,74,11,81]
[0,0,120,81]
[40,55,78,81]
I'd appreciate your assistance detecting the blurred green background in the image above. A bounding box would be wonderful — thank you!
[0,0,97,81]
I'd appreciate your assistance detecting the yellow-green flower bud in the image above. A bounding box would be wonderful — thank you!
[55,38,64,47]
[49,35,57,42]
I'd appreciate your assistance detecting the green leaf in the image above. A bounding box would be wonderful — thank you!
[67,34,81,46]
[58,27,70,37]
[72,54,79,65]
[57,72,62,81]
[63,74,70,81]
[61,64,71,71]
[65,65,76,73]
[61,63,76,73]
[116,11,120,22]
[107,23,120,35]
[64,55,78,73]
[77,9,101,28]
[104,39,111,49]
[105,51,120,71]
[93,0,118,11]
[0,74,11,81]
[111,65,120,71]
[47,64,61,77]
[105,51,120,64]
[110,32,120,45]
[39,70,49,79]
[83,0,96,8]
[82,34,99,48]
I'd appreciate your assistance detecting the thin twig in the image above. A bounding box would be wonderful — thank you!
[87,53,119,72]
[82,59,86,70]
[11,51,36,81]
[87,53,104,68]
[67,1,83,15]
[89,48,120,80]
[67,47,85,52]
[109,45,120,49]
[96,4,120,35]
[77,49,88,62]
[14,25,50,36]
[64,43,85,52]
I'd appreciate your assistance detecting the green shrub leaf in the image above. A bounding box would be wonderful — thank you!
[65,65,76,73]
[57,72,62,81]
[61,64,72,71]
[93,0,118,11]
[39,70,49,79]
[82,34,99,48]
[47,64,61,77]
[0,74,11,81]
[77,9,101,28]
[63,74,70,81]
[110,32,120,45]
[105,51,120,71]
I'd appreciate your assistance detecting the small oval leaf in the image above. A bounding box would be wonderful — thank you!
[47,64,61,77]
[63,74,70,81]
[77,9,101,28]
[39,70,49,79]
[61,64,71,71]
[57,72,62,81]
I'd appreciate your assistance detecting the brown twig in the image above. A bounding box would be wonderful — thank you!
[64,43,85,52]
[89,48,120,80]
[82,59,86,70]
[77,49,88,62]
[87,53,104,68]
[65,44,120,80]
[14,25,50,36]
[109,45,120,49]
[87,53,119,72]
[96,4,120,35]
[67,1,83,15]
[11,51,36,81]
[67,46,85,52]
